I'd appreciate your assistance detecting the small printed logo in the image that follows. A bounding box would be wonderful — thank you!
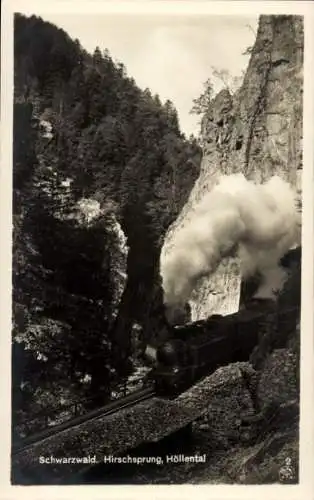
[279,457,295,483]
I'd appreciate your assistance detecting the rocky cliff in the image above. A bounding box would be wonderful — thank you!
[162,15,303,320]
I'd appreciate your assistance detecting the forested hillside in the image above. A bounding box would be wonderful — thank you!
[13,13,201,436]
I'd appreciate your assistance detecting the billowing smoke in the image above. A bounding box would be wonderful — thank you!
[161,174,301,308]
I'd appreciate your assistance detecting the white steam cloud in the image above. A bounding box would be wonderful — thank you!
[161,174,301,307]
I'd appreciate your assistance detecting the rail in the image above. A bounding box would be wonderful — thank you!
[13,378,150,437]
[12,305,299,455]
[12,386,155,455]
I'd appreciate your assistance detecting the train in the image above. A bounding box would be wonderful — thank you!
[145,299,299,396]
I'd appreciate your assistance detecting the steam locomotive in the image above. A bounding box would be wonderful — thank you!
[147,299,298,396]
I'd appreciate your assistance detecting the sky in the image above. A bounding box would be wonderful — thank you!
[16,10,258,136]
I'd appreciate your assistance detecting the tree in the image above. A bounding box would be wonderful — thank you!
[92,46,103,66]
[190,78,214,115]
[13,13,202,428]
[211,66,243,95]
[164,99,180,133]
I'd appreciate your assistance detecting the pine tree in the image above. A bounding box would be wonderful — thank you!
[190,78,214,115]
[13,14,202,426]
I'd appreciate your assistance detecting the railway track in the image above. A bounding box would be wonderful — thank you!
[12,386,156,455]
[12,304,299,457]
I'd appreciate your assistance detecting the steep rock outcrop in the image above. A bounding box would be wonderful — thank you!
[162,15,303,320]
[73,198,128,321]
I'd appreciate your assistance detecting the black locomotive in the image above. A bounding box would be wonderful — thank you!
[150,299,298,396]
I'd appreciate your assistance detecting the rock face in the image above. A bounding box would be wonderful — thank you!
[162,15,303,320]
[58,195,129,323]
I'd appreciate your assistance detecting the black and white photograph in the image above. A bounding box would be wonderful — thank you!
[1,0,314,495]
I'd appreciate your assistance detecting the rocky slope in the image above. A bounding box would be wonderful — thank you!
[162,15,303,320]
